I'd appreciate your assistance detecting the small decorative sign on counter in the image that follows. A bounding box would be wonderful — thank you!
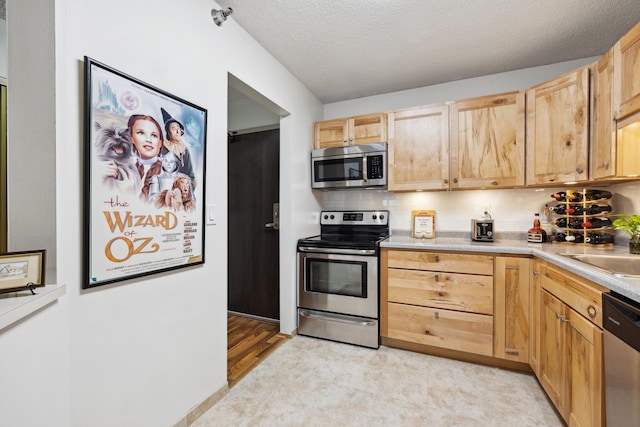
[412,210,436,239]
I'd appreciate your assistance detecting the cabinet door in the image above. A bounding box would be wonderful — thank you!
[450,92,525,189]
[526,67,589,185]
[494,257,530,363]
[351,113,387,146]
[613,20,640,120]
[539,290,568,416]
[388,104,449,191]
[566,307,604,427]
[529,259,542,375]
[590,50,616,180]
[313,119,349,149]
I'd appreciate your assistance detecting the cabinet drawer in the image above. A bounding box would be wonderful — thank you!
[387,302,494,356]
[540,263,607,328]
[387,250,494,275]
[388,268,493,314]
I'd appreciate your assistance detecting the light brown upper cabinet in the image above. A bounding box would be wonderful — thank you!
[526,66,590,185]
[387,104,449,191]
[313,113,387,149]
[449,92,525,189]
[590,49,616,180]
[613,19,640,121]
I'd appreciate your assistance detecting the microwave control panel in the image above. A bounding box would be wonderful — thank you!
[367,155,384,179]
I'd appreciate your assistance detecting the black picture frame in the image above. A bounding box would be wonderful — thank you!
[83,57,207,289]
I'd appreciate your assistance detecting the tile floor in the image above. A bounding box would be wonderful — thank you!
[193,336,564,427]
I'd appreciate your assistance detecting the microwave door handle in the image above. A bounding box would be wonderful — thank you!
[362,155,368,182]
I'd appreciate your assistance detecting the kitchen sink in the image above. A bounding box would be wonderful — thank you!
[561,253,640,277]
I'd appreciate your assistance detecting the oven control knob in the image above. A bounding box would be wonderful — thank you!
[330,215,335,220]
[323,214,329,220]
[372,214,378,220]
[380,214,385,220]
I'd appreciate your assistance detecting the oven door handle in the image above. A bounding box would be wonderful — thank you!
[299,310,377,327]
[298,246,377,256]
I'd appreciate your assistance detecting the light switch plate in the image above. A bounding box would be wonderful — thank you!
[207,204,216,225]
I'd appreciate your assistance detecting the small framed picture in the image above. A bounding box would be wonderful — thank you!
[412,210,436,239]
[0,250,46,293]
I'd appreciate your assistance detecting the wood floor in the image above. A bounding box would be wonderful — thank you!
[227,313,289,388]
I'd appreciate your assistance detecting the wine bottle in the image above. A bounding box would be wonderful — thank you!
[549,204,571,214]
[584,189,612,201]
[585,233,615,244]
[553,218,568,227]
[550,192,567,202]
[553,232,567,242]
[553,218,583,228]
[585,204,613,215]
[566,190,584,202]
[581,218,613,228]
[569,205,586,215]
[527,213,546,243]
[565,233,585,243]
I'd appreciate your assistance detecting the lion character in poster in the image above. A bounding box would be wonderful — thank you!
[154,175,195,212]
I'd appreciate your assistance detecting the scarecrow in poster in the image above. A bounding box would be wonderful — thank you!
[87,60,206,287]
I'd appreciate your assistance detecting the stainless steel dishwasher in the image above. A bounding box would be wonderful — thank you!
[603,292,640,427]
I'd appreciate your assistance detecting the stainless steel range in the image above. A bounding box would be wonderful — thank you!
[297,210,390,348]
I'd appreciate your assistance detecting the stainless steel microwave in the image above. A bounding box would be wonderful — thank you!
[311,143,387,190]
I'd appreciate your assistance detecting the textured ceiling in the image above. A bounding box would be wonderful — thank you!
[217,0,640,103]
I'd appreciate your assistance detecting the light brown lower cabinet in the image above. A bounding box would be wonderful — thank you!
[538,262,606,427]
[381,249,532,370]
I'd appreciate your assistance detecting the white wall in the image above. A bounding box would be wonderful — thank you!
[2,1,322,427]
[320,58,640,237]
[0,18,6,79]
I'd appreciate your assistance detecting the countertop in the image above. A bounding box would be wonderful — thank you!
[381,234,640,303]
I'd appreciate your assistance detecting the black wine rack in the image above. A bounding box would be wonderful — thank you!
[549,189,615,246]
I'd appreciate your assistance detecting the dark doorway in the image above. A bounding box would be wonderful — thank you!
[228,129,280,320]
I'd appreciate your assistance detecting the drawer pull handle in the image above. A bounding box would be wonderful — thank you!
[434,274,439,281]
[434,255,440,262]
[587,305,597,319]
[434,311,439,319]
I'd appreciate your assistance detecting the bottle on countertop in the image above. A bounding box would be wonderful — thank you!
[539,205,553,242]
[527,213,546,243]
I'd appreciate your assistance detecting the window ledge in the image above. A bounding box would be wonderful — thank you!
[0,284,66,332]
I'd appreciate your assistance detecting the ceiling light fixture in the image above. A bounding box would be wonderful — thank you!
[211,7,233,26]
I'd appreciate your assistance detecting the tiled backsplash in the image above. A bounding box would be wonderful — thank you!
[320,181,640,241]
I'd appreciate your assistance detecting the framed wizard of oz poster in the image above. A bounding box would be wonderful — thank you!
[83,57,207,288]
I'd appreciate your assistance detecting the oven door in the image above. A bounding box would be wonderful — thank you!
[297,249,378,318]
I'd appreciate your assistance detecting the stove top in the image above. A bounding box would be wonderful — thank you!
[298,210,390,251]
